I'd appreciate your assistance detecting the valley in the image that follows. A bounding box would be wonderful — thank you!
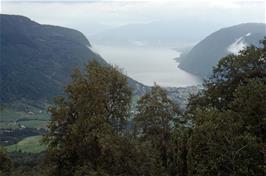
[0,5,265,173]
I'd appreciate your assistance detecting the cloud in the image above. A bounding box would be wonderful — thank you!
[208,0,265,9]
[1,0,265,35]
[228,36,247,55]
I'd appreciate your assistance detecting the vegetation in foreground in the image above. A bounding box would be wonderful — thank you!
[0,39,265,176]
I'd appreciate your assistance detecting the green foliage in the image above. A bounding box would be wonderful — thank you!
[8,39,265,176]
[7,152,46,176]
[187,39,266,176]
[10,166,47,176]
[134,85,186,176]
[0,147,13,175]
[230,78,266,141]
[189,42,266,111]
[44,61,149,176]
[188,110,263,176]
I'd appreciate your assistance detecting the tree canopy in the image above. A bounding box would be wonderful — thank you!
[9,38,265,176]
[187,39,266,176]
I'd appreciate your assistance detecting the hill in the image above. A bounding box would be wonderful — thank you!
[0,14,147,105]
[178,23,266,78]
[5,135,46,153]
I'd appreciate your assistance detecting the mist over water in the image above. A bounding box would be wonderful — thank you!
[92,45,202,87]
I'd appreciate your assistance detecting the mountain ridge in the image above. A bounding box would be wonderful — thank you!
[178,23,266,77]
[0,14,147,105]
[89,19,223,48]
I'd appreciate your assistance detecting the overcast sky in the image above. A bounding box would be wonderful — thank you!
[1,0,265,35]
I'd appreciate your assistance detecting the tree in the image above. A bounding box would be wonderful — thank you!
[44,61,137,175]
[188,40,266,112]
[44,61,167,176]
[188,110,263,176]
[187,39,266,176]
[134,85,184,176]
[230,78,266,141]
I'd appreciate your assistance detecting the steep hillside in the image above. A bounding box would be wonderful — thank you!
[0,14,147,104]
[178,23,266,77]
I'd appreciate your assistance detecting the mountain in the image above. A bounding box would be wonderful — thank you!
[0,14,147,105]
[89,20,223,49]
[178,23,266,78]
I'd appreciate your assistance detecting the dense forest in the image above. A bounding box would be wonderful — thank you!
[0,39,265,176]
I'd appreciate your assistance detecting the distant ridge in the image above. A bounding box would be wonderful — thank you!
[178,23,266,78]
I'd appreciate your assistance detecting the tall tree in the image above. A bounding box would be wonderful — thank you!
[188,40,266,112]
[134,85,185,176]
[187,39,266,176]
[230,78,266,141]
[188,110,263,176]
[44,61,135,175]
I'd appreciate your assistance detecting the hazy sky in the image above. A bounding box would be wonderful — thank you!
[1,0,265,35]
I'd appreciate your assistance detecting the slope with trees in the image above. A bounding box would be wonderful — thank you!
[2,36,265,175]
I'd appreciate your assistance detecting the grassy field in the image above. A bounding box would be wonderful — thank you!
[19,120,50,129]
[0,105,50,129]
[1,102,49,153]
[1,98,141,153]
[5,135,47,153]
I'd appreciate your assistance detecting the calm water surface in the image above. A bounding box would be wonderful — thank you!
[92,45,202,87]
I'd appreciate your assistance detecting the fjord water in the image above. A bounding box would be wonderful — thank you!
[92,45,202,87]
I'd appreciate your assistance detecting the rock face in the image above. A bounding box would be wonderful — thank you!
[0,14,147,104]
[178,23,266,78]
